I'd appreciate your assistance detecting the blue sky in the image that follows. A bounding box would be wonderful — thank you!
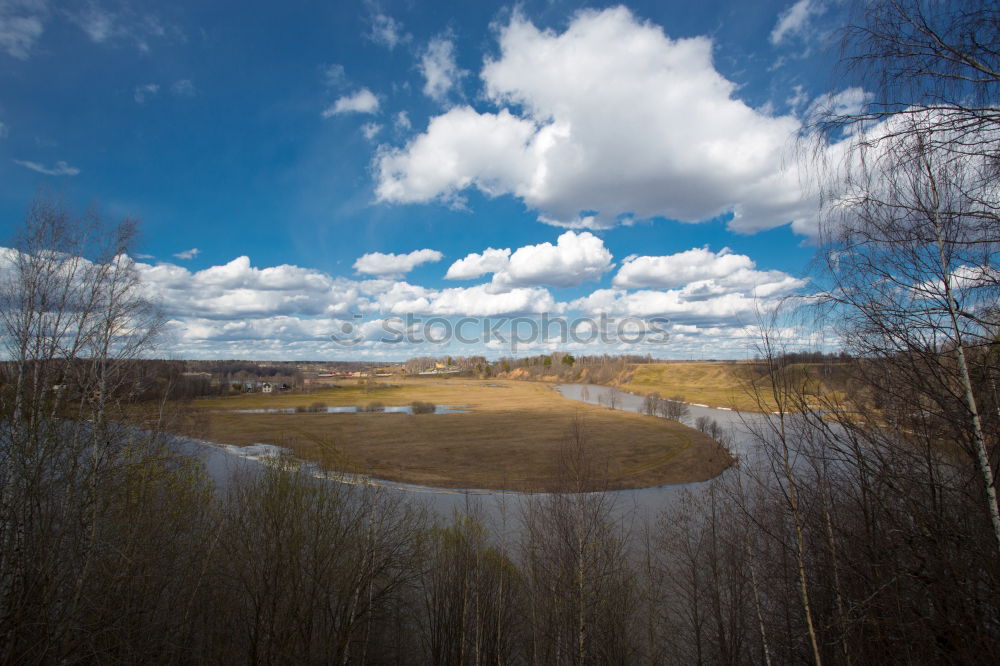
[0,0,858,359]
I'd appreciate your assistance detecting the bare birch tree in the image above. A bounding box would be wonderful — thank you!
[815,0,1000,551]
[0,195,198,662]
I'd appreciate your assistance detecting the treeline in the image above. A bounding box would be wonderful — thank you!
[1,404,997,664]
[490,353,655,384]
[398,353,656,383]
[401,355,488,374]
[0,358,405,404]
[0,358,286,402]
[753,350,851,365]
[186,359,298,378]
[186,359,395,376]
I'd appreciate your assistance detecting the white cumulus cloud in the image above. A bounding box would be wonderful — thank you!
[447,231,613,290]
[376,106,537,207]
[613,247,806,299]
[353,248,443,278]
[571,288,761,325]
[445,247,512,280]
[421,36,465,103]
[376,7,818,234]
[323,88,379,116]
[561,246,809,326]
[137,255,362,320]
[422,284,556,316]
[0,244,814,358]
[613,247,751,289]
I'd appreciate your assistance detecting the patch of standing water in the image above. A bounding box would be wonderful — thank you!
[230,404,469,414]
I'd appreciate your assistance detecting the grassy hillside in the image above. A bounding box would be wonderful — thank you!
[620,361,855,412]
[620,362,757,410]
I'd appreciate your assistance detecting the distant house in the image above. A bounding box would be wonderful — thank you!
[261,383,273,394]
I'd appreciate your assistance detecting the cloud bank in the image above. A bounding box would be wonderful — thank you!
[0,231,809,358]
[121,235,805,356]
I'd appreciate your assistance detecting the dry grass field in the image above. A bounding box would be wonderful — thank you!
[621,362,767,411]
[189,377,731,491]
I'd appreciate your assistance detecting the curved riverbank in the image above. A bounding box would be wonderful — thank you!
[180,381,755,499]
[188,378,731,492]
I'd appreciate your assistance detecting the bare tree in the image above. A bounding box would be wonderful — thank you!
[419,503,519,665]
[658,395,691,424]
[643,391,660,416]
[814,0,1000,551]
[601,387,620,410]
[742,316,824,666]
[0,195,190,662]
[518,417,637,664]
